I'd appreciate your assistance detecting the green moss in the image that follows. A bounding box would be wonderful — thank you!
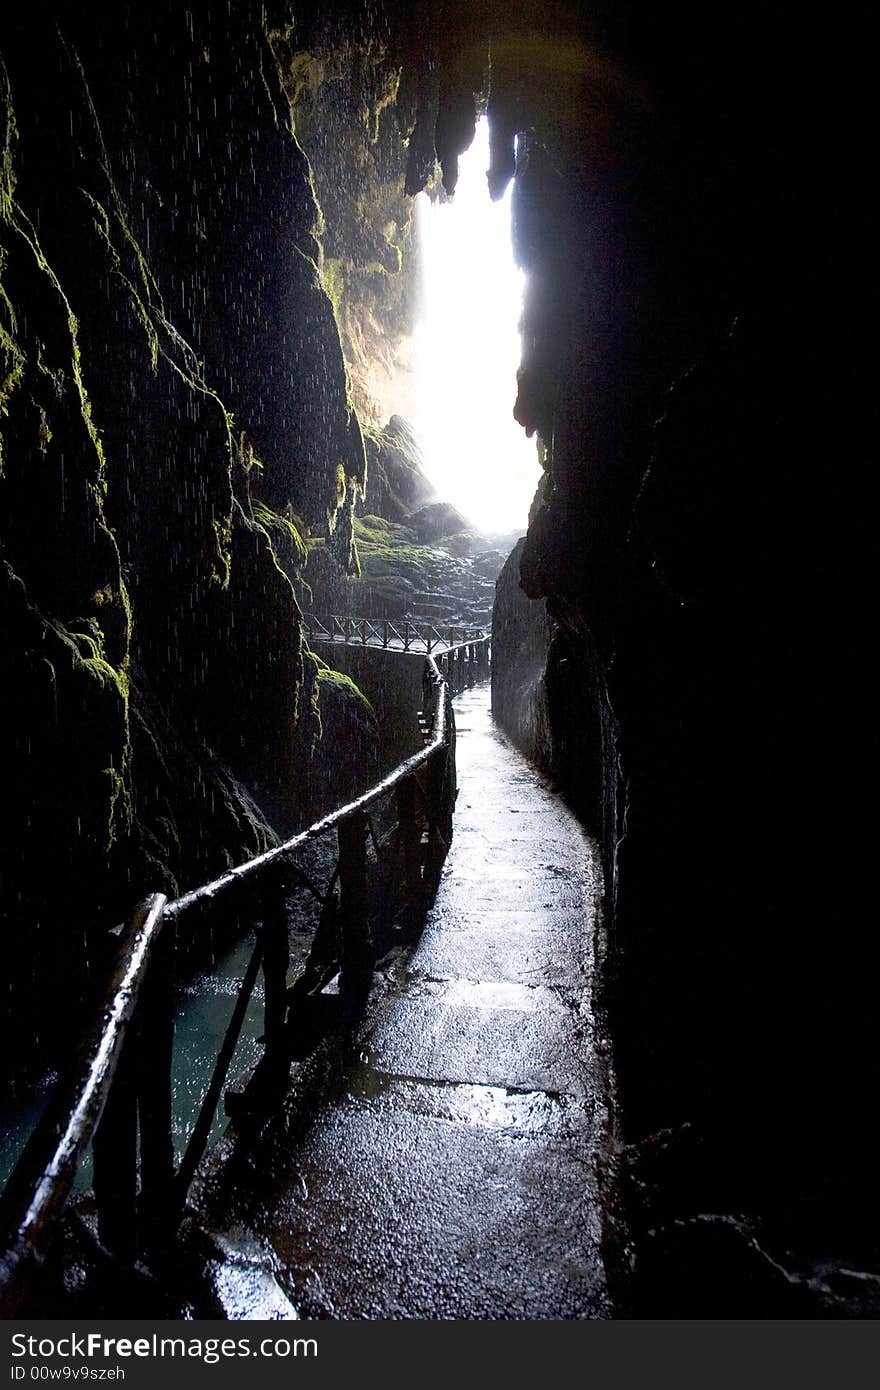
[335,461,347,503]
[105,760,132,848]
[2,170,105,484]
[0,63,19,218]
[0,64,107,488]
[84,193,159,371]
[270,38,418,428]
[0,251,25,472]
[251,500,310,604]
[354,513,417,546]
[442,530,483,557]
[322,256,346,315]
[299,645,323,748]
[47,618,130,701]
[284,49,345,111]
[314,659,374,716]
[210,515,233,588]
[349,513,471,590]
[41,614,132,849]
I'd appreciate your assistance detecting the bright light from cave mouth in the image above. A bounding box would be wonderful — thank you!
[413,117,540,535]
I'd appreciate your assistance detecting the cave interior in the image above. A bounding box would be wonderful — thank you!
[0,0,876,1317]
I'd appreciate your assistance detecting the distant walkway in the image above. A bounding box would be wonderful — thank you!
[304,613,487,655]
[191,684,611,1319]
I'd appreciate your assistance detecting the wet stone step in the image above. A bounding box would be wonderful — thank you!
[363,977,597,1100]
[405,910,594,988]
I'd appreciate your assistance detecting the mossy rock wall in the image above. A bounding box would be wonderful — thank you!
[310,644,427,774]
[0,3,374,1072]
[362,417,435,523]
[308,656,382,810]
[273,20,420,430]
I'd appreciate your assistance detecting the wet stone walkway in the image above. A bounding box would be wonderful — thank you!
[190,684,612,1320]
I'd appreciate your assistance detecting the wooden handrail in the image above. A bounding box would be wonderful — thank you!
[304,613,490,655]
[0,654,461,1314]
[0,894,167,1314]
[165,659,449,923]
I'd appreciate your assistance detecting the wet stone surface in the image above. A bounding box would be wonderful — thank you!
[192,684,611,1319]
[269,1083,606,1320]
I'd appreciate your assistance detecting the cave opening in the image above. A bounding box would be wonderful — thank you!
[412,116,540,536]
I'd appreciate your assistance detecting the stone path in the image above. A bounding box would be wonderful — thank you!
[192,684,612,1319]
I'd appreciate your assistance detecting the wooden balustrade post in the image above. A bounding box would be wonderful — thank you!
[428,665,440,723]
[397,779,422,901]
[423,686,457,891]
[261,864,290,1069]
[337,813,372,1012]
[92,1037,139,1261]
[383,619,389,648]
[136,927,176,1250]
[421,663,432,726]
[440,683,457,827]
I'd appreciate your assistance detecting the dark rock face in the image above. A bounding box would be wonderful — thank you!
[299,413,501,626]
[483,0,877,1265]
[308,659,382,808]
[0,2,378,1070]
[408,501,470,545]
[491,541,552,767]
[310,645,428,773]
[272,27,419,431]
[363,417,436,523]
[492,543,620,864]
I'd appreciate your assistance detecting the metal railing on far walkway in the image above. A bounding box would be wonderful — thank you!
[304,614,491,692]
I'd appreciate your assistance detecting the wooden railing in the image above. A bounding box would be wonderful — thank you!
[0,652,469,1316]
[305,614,491,692]
[304,613,489,654]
